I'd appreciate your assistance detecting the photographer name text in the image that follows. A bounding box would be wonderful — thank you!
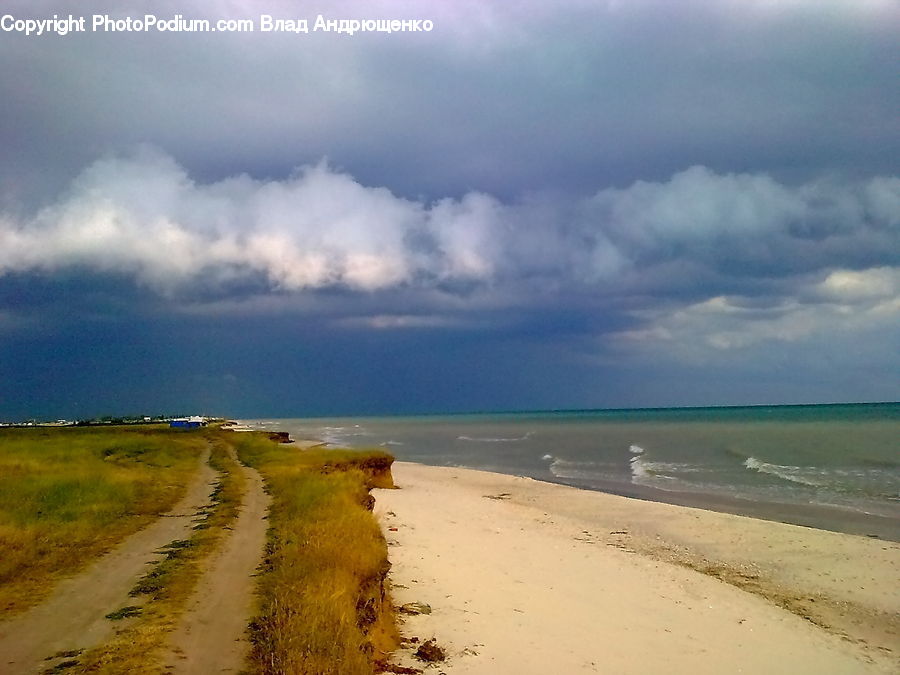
[2,14,434,37]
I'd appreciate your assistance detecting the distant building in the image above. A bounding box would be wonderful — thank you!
[170,416,207,429]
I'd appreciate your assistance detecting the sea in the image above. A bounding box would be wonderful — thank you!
[245,403,900,539]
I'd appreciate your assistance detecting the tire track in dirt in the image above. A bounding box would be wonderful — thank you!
[0,447,216,675]
[162,447,270,674]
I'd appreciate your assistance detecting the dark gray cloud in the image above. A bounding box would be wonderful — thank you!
[1,150,896,343]
[2,0,897,205]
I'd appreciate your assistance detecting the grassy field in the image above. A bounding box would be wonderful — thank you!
[0,425,206,617]
[0,425,401,673]
[235,433,398,675]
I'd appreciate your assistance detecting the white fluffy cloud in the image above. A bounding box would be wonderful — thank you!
[612,267,899,361]
[818,267,899,301]
[1,149,897,318]
[584,166,898,270]
[1,149,422,292]
[0,148,600,294]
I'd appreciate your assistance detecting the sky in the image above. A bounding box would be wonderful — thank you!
[0,0,898,419]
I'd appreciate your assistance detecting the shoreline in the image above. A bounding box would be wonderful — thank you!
[264,418,900,542]
[277,431,898,541]
[377,461,899,673]
[537,472,900,542]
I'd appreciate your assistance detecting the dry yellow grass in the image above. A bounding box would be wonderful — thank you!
[235,434,398,675]
[0,426,205,618]
[2,426,400,673]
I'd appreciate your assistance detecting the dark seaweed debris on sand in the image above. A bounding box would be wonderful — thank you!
[414,639,446,662]
[399,602,432,615]
[377,663,422,674]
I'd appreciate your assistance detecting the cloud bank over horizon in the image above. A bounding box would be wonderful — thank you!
[2,149,897,379]
[3,149,897,297]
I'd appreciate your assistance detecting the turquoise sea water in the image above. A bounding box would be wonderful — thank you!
[248,403,899,535]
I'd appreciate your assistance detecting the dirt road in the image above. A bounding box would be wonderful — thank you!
[162,448,270,673]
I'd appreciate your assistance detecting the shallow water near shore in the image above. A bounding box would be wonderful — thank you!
[247,403,899,539]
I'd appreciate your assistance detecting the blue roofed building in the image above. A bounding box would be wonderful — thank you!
[170,416,207,429]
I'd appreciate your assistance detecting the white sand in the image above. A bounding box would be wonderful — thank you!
[375,462,899,674]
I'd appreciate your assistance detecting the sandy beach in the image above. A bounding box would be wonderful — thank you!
[376,462,899,674]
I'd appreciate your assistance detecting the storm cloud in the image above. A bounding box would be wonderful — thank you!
[0,0,898,417]
[2,150,896,295]
[2,0,898,204]
[2,148,897,375]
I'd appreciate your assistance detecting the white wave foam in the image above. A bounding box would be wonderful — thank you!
[630,455,650,479]
[317,425,373,446]
[628,446,678,483]
[549,458,596,480]
[541,453,554,461]
[457,431,534,443]
[550,455,681,487]
[629,444,647,481]
[743,457,823,487]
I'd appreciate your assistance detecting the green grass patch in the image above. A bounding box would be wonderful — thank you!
[44,659,80,673]
[0,426,206,617]
[104,605,142,621]
[234,433,398,675]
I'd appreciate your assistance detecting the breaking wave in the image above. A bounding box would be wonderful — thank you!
[629,458,679,482]
[548,457,600,481]
[743,457,823,487]
[630,456,651,480]
[318,424,372,446]
[627,445,683,484]
[628,445,646,480]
